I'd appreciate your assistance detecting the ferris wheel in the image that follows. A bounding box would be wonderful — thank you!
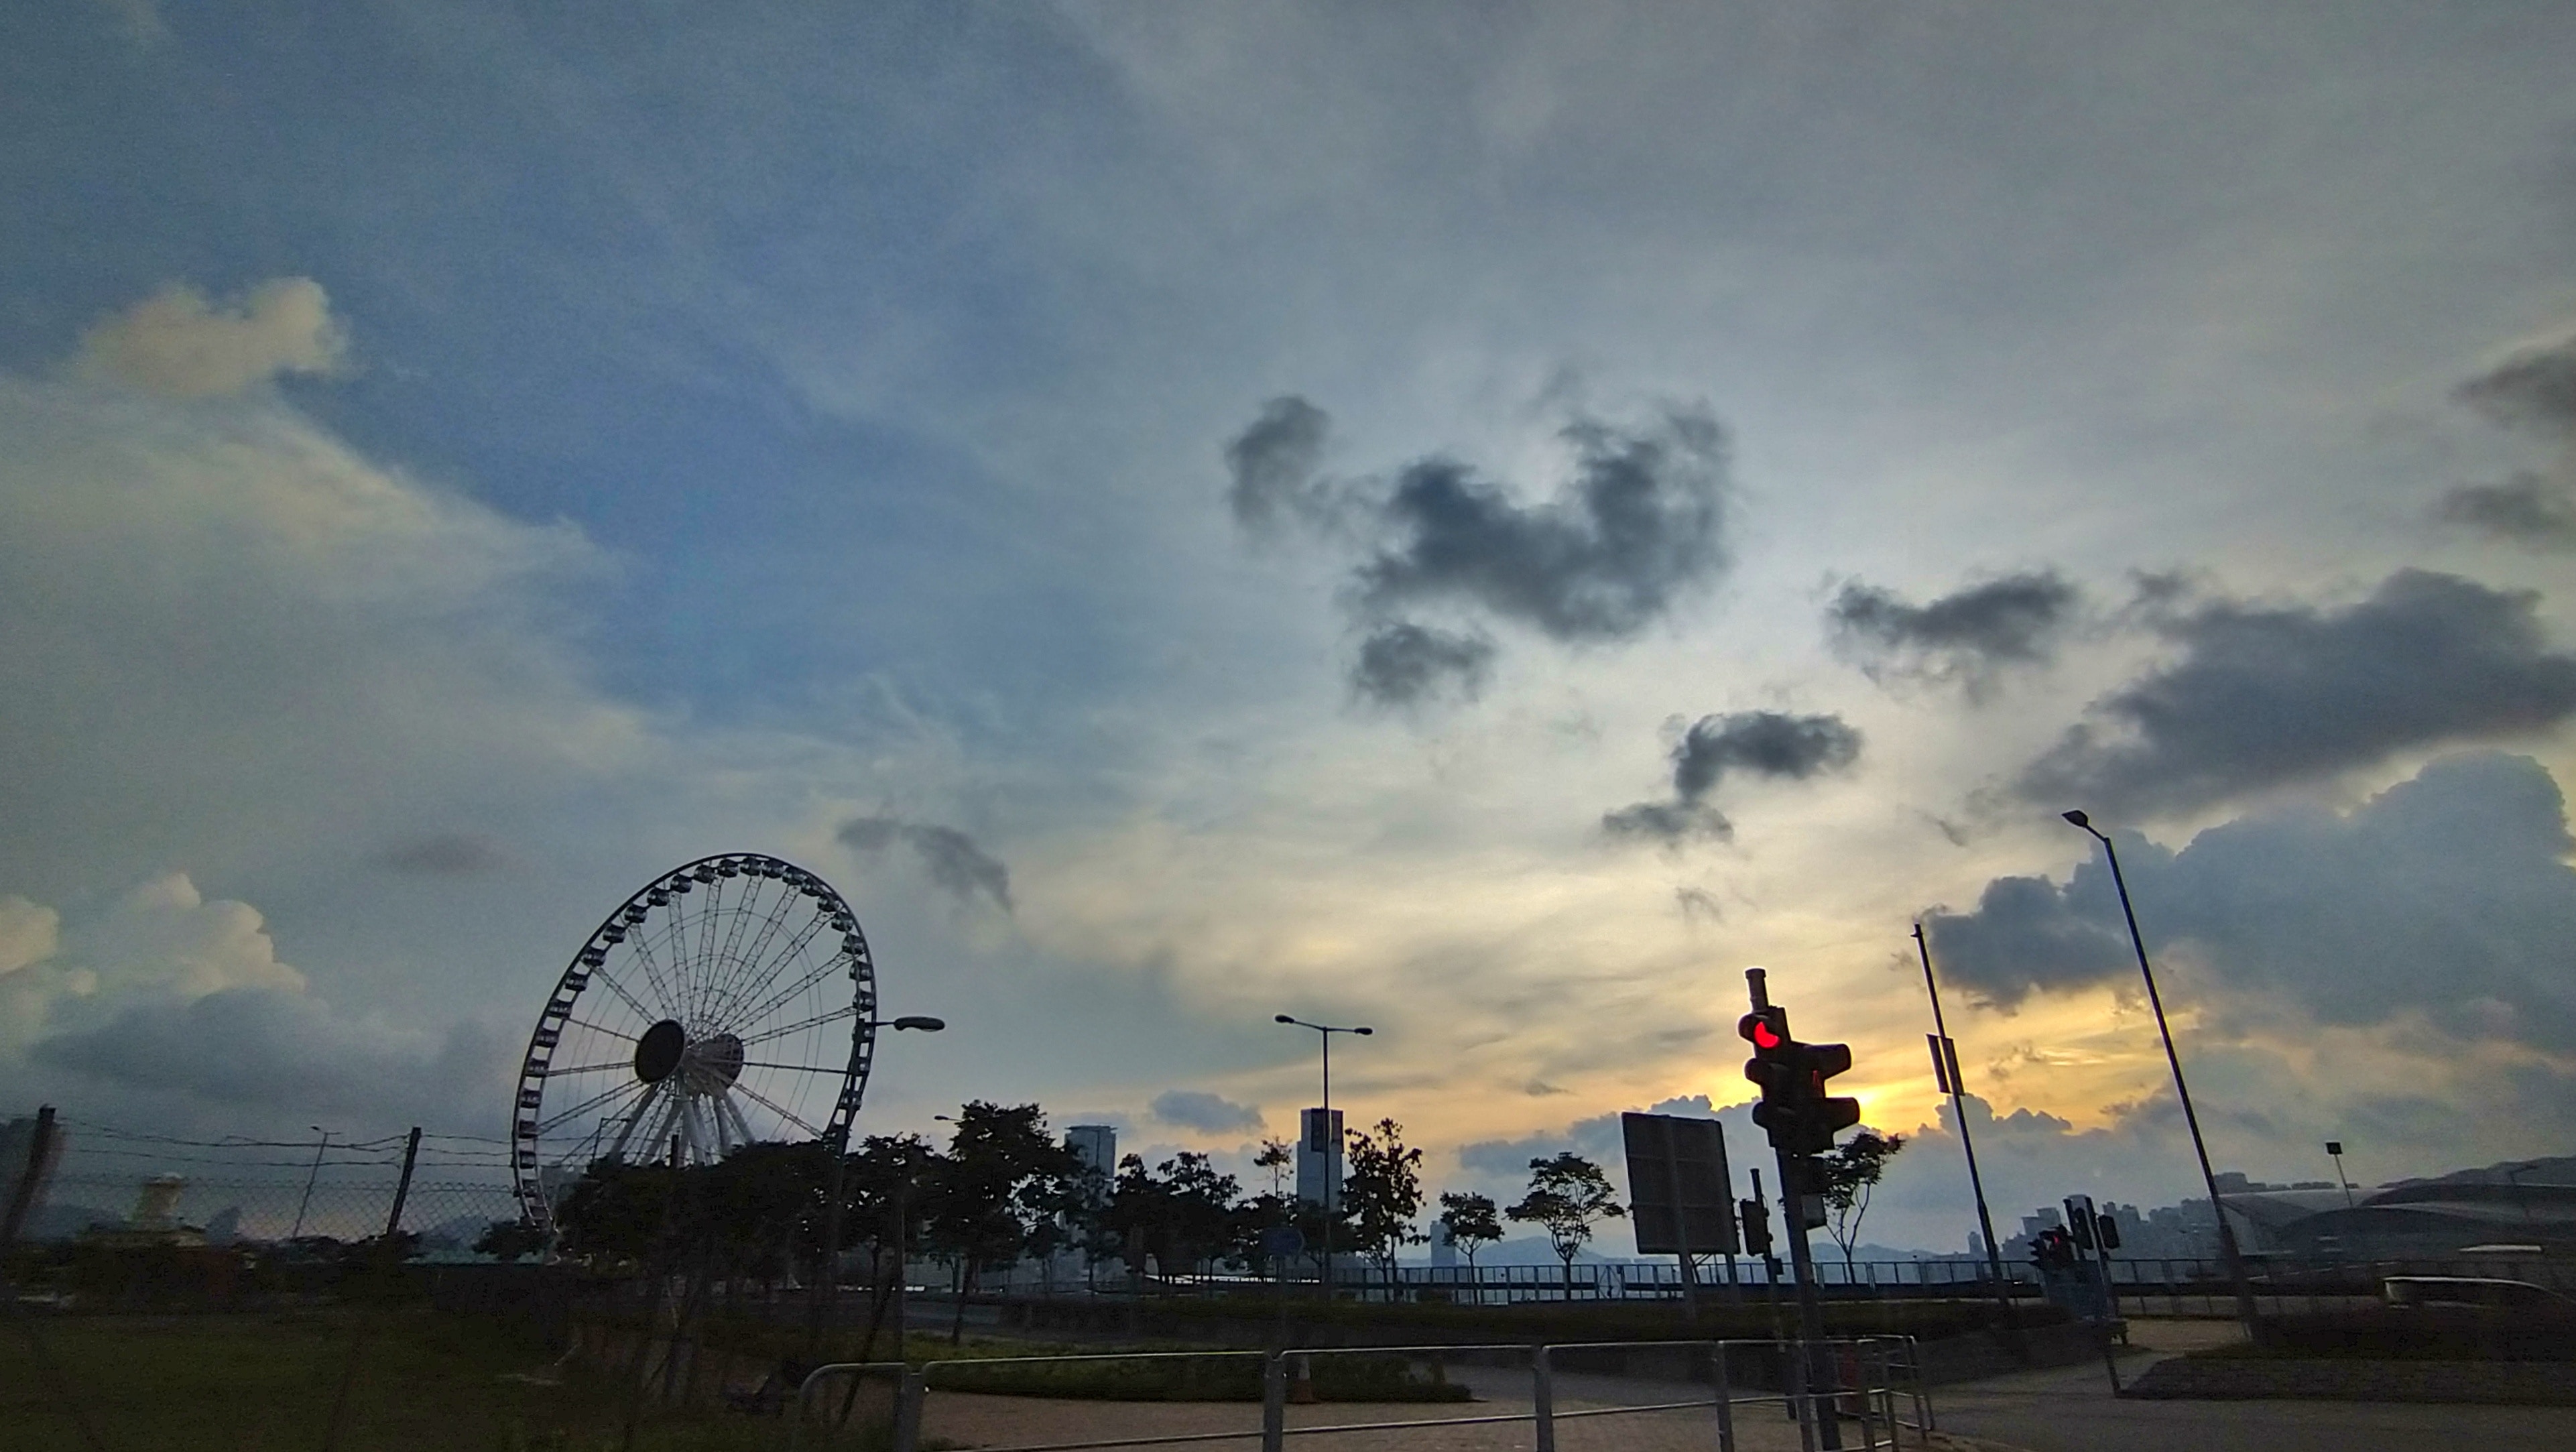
[511,853,879,1231]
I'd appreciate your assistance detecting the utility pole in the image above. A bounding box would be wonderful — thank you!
[2063,811,2263,1341]
[1914,924,2016,1329]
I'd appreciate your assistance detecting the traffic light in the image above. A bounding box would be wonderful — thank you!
[1800,1041,1861,1153]
[1739,1197,1774,1258]
[2095,1213,2121,1252]
[2064,1197,2096,1251]
[1741,1010,1861,1156]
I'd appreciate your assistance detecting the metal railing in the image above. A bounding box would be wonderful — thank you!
[785,1335,1932,1452]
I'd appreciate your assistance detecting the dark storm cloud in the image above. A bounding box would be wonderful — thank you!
[376,832,511,875]
[837,814,1012,911]
[1927,752,2576,1049]
[27,987,509,1120]
[1350,621,1495,707]
[1149,1089,1264,1134]
[1828,570,2081,696]
[1224,396,1334,533]
[2435,473,2576,550]
[1603,710,1863,843]
[1221,398,1736,699]
[2455,334,2576,436]
[2018,570,2576,816]
[1355,407,1732,642]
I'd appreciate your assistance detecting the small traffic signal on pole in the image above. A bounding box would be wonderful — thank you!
[1800,1041,1861,1154]
[1739,1197,1773,1258]
[2064,1196,2096,1252]
[2095,1213,2121,1252]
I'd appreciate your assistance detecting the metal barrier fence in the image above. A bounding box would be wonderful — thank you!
[983,1252,2576,1313]
[42,1172,521,1251]
[789,1337,1931,1452]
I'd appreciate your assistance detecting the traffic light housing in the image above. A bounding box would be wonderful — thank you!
[1739,1197,1774,1258]
[1742,1009,1860,1156]
[2064,1197,2096,1251]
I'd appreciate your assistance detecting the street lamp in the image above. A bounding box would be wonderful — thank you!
[1276,1014,1372,1300]
[2062,809,2263,1339]
[2326,1140,2355,1211]
[289,1126,332,1242]
[810,1014,946,1355]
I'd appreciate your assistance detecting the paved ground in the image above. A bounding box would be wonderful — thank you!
[902,1312,2576,1451]
[1932,1321,2576,1452]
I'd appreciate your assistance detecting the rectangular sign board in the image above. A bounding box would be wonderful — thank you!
[1621,1111,1738,1256]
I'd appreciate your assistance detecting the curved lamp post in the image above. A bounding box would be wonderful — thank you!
[2063,809,2262,1339]
[810,1014,946,1354]
[1276,1014,1371,1300]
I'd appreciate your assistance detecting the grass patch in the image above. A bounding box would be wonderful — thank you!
[0,1307,877,1451]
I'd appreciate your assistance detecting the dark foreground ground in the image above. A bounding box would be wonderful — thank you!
[0,1307,803,1452]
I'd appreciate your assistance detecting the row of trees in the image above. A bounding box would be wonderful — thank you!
[531,1102,1904,1312]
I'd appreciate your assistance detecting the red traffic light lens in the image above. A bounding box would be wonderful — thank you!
[1752,1020,1782,1049]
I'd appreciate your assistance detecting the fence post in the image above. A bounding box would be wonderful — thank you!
[1855,1346,1879,1452]
[1712,1340,1736,1452]
[1531,1345,1555,1452]
[1786,1337,1817,1452]
[1261,1351,1286,1452]
[891,1366,926,1452]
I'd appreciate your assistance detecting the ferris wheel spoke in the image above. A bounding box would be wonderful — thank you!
[566,1016,639,1041]
[540,1060,634,1077]
[711,906,833,1032]
[735,1000,859,1050]
[556,1097,627,1170]
[714,887,806,1017]
[728,953,847,1041]
[585,965,658,1025]
[604,1080,665,1164]
[729,1079,823,1140]
[537,1078,646,1136]
[690,876,730,1008]
[718,1091,758,1149]
[733,1058,853,1074]
[622,922,683,1023]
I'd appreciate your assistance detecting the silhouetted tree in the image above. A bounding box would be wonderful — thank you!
[1506,1153,1625,1300]
[1341,1118,1425,1289]
[1817,1130,1907,1277]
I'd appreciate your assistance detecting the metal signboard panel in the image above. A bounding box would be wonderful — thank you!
[1621,1111,1738,1256]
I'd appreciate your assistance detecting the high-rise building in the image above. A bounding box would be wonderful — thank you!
[1064,1124,1117,1178]
[1296,1107,1343,1210]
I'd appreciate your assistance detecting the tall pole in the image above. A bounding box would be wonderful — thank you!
[2064,812,2262,1341]
[290,1127,331,1242]
[1320,1028,1332,1301]
[1276,1016,1371,1305]
[1914,925,2014,1323]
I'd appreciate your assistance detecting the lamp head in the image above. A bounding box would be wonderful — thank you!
[2061,809,2091,829]
[1355,1026,1373,1036]
[892,1016,945,1032]
[1275,1014,1296,1024]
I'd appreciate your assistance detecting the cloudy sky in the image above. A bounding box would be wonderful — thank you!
[6,1,2576,1252]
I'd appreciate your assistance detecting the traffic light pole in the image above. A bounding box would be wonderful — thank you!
[1747,969,1842,1452]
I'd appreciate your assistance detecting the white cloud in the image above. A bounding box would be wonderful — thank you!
[0,351,641,901]
[73,278,348,398]
[0,875,512,1132]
